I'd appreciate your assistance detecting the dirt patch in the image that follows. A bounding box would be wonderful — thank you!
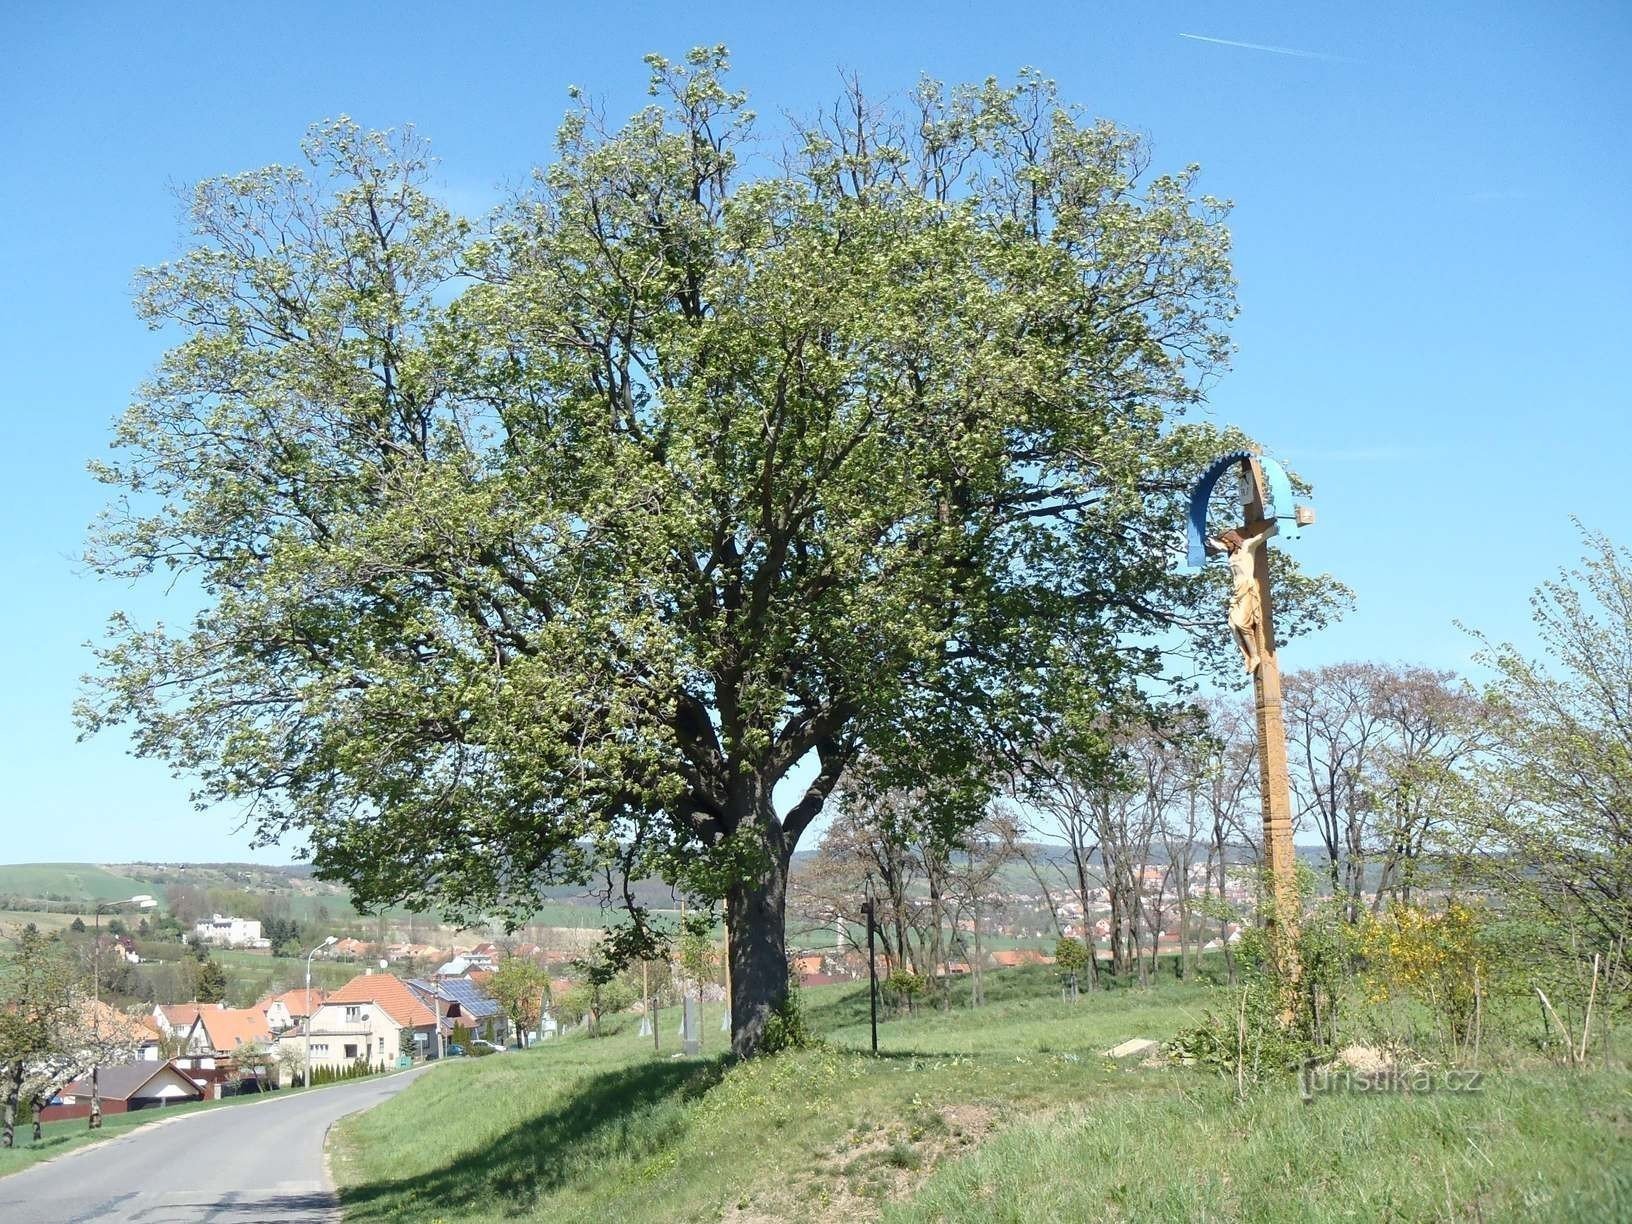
[722,1103,999,1223]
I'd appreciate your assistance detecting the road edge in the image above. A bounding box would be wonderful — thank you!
[0,1063,428,1188]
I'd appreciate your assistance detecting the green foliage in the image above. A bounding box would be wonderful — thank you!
[757,971,816,1055]
[1457,528,1632,979]
[1166,913,1337,1085]
[676,922,719,987]
[449,1023,473,1050]
[553,985,591,1029]
[487,956,551,1038]
[885,968,927,1016]
[81,48,1351,1056]
[192,954,228,1004]
[1053,937,1088,974]
[309,1058,375,1086]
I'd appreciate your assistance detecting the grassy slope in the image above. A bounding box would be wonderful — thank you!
[0,864,155,903]
[332,967,1632,1223]
[889,1069,1632,1223]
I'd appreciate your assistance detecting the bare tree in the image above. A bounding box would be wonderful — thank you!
[1196,698,1259,984]
[1285,663,1388,921]
[944,811,1021,1007]
[1286,662,1488,922]
[1367,669,1489,908]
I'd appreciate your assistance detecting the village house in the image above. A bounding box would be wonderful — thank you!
[408,976,507,1044]
[275,971,439,1076]
[257,986,328,1034]
[150,1002,201,1040]
[190,914,270,948]
[183,1005,273,1057]
[79,998,164,1062]
[791,953,825,979]
[174,1004,273,1091]
[36,1060,205,1123]
[320,936,371,960]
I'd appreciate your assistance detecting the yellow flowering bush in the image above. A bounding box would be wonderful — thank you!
[1361,902,1486,1047]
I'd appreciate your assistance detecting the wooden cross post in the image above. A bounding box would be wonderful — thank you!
[1236,458,1301,956]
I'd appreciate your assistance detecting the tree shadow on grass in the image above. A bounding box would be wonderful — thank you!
[339,1055,727,1221]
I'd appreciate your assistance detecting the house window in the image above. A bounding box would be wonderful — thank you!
[344,1043,358,1059]
[345,1006,361,1022]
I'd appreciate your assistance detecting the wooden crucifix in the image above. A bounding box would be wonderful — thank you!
[1186,451,1315,946]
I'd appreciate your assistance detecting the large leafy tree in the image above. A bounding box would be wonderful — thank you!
[84,49,1325,1055]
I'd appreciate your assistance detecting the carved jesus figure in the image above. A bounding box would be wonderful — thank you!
[1207,524,1276,673]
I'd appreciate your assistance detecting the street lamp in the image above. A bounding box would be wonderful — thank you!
[304,936,338,1089]
[90,895,156,1129]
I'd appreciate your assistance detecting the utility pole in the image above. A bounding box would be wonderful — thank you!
[863,874,879,1056]
[89,895,154,1128]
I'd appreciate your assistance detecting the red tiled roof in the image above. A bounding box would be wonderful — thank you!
[82,999,157,1044]
[256,987,327,1017]
[328,973,438,1028]
[193,1006,272,1052]
[156,1002,203,1029]
[990,949,1054,967]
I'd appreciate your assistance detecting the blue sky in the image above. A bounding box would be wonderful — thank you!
[1,2,1627,865]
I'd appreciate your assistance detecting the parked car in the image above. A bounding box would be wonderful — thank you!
[470,1039,506,1055]
[446,1042,466,1057]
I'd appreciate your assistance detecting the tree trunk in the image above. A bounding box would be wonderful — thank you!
[926,863,949,1012]
[970,898,984,1008]
[727,851,789,1059]
[1072,840,1101,991]
[2,1059,22,1149]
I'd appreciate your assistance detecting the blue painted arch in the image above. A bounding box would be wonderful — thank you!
[1185,450,1302,569]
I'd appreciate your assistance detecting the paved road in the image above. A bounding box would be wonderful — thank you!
[0,1064,432,1223]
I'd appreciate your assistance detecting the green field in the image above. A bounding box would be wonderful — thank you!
[0,910,93,939]
[0,864,157,905]
[329,967,1632,1222]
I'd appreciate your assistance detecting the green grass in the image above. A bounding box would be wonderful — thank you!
[0,910,93,940]
[330,965,1632,1223]
[208,948,364,1001]
[0,1102,202,1178]
[888,1068,1632,1223]
[0,863,156,904]
[332,969,1205,1222]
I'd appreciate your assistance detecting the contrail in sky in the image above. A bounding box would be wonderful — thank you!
[1179,32,1359,63]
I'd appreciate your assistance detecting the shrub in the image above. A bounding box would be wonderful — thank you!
[759,970,816,1054]
[1360,901,1487,1056]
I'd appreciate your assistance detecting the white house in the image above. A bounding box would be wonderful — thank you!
[272,972,438,1079]
[255,987,327,1034]
[191,914,270,948]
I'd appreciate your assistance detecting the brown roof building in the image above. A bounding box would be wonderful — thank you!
[327,972,439,1029]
